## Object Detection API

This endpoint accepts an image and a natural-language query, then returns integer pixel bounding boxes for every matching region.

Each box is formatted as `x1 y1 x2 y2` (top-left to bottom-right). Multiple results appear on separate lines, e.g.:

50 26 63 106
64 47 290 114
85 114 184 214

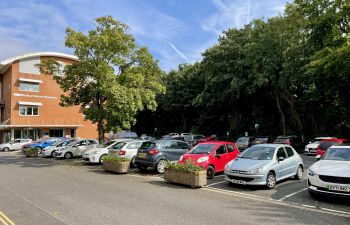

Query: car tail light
149 149 159 155
119 150 126 155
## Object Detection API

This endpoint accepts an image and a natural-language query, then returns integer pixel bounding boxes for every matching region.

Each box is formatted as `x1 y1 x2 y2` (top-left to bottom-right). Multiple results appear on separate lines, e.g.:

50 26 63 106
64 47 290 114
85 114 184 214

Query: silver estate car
224 144 304 189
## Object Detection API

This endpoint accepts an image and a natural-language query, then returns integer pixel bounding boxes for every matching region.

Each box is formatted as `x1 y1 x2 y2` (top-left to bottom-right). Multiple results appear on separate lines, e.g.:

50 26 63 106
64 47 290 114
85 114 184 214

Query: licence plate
231 179 246 184
138 153 147 159
328 185 350 192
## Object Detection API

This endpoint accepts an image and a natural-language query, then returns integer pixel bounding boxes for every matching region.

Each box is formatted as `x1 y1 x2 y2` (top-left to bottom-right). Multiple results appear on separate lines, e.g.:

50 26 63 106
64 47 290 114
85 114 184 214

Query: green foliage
165 159 204 172
39 16 165 143
103 155 130 163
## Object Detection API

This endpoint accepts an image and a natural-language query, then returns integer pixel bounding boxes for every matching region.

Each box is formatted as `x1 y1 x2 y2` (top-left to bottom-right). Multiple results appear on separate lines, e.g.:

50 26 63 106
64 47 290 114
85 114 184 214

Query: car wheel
99 154 107 164
156 159 166 174
294 165 303 180
137 166 147 173
3 147 9 152
206 165 215 179
51 151 56 157
130 157 136 168
266 171 276 189
64 152 73 159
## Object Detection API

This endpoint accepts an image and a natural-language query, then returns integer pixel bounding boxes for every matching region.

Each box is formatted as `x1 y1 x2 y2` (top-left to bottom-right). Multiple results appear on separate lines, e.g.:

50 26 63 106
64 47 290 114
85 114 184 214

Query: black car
134 140 190 174
273 135 305 153
235 136 255 152
252 136 274 145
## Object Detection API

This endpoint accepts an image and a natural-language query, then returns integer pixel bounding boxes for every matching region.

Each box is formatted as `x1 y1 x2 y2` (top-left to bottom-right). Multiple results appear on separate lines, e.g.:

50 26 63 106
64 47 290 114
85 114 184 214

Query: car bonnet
310 160 350 177
228 158 271 171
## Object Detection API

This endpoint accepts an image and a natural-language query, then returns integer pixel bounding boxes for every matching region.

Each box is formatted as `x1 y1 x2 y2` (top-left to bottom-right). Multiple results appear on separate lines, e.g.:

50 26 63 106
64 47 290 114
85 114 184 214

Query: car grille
226 175 254 182
319 175 350 184
308 148 316 153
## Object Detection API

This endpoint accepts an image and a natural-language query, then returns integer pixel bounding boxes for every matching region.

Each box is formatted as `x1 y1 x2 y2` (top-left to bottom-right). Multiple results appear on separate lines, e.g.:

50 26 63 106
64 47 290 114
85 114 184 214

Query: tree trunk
275 91 286 136
97 120 105 144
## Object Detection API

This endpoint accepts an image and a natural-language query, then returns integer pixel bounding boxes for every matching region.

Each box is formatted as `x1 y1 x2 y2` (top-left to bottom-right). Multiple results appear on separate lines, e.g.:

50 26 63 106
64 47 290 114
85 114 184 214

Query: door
10 139 22 150
212 145 228 172
275 147 288 179
174 141 189 161
226 144 239 163
284 146 298 177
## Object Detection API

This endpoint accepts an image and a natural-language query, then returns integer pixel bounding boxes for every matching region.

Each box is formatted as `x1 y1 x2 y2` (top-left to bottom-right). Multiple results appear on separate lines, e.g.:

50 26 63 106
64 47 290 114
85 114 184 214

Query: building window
49 129 64 137
19 106 39 116
70 129 75 138
19 57 40 74
19 82 40 92
56 61 66 76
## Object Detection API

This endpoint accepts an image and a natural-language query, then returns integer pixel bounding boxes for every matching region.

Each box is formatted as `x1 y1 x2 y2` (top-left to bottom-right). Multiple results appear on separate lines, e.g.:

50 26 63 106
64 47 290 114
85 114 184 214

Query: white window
19 106 39 116
19 82 40 92
19 57 40 74
55 61 66 76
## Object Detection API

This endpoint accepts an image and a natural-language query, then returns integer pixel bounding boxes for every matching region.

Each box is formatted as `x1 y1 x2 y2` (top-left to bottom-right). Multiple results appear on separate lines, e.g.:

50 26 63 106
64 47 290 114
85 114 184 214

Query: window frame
19 105 40 116
19 82 40 92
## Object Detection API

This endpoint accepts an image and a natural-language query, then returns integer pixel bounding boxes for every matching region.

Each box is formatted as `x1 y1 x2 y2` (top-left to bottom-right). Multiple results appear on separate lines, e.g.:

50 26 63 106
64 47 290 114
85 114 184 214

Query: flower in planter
165 159 204 172
102 155 130 163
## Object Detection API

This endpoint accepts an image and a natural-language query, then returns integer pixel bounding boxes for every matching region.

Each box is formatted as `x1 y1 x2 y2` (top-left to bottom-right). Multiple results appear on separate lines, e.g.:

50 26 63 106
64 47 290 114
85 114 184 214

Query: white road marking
277 188 308 201
206 181 227 187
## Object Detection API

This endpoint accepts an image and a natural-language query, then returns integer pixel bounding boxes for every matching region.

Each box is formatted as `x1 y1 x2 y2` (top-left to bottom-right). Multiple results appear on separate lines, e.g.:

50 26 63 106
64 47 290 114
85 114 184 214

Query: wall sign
14 93 57 99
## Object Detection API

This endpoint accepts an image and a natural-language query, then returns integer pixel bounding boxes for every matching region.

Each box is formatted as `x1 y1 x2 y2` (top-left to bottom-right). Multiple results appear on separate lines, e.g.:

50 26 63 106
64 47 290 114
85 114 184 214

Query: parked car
107 140 145 166
308 144 350 197
134 139 190 173
252 136 273 145
236 136 255 152
178 141 240 178
193 135 218 146
29 137 66 150
162 133 180 139
224 144 304 189
304 137 335 155
41 139 76 157
273 136 305 153
53 139 98 159
108 131 138 140
0 139 32 151
315 138 349 158
82 139 125 163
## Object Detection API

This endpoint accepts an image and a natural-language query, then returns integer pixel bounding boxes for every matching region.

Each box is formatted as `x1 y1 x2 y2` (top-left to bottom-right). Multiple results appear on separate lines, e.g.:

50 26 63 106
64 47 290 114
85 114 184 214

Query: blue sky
0 0 288 71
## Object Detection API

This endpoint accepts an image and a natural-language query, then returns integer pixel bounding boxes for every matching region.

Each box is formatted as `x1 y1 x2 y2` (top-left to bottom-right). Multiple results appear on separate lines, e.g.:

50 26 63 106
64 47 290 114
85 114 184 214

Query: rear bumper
134 158 157 168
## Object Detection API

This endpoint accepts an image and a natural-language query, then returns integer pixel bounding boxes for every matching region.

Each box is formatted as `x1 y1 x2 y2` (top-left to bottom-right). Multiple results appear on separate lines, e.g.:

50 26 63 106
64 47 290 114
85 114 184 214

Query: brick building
0 52 98 143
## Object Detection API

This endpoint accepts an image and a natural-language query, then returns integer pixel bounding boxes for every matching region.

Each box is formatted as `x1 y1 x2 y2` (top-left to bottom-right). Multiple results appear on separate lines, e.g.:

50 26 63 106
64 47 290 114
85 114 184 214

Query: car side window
227 144 235 152
126 143 138 149
216 145 227 155
14 140 21 143
177 142 189 150
284 146 294 157
276 147 287 159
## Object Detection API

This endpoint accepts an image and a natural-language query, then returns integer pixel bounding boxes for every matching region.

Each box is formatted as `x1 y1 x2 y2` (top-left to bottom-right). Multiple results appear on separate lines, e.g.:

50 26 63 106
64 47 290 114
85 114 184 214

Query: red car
316 138 349 157
179 141 239 179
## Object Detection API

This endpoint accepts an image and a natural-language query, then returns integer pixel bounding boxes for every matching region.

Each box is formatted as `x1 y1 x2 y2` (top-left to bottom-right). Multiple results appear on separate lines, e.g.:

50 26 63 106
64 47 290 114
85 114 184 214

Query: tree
39 16 165 143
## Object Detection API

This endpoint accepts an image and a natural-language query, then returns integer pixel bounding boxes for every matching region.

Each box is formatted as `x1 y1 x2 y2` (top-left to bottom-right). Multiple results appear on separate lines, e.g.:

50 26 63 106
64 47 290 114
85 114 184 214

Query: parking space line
277 188 308 201
206 181 227 187
0 211 15 225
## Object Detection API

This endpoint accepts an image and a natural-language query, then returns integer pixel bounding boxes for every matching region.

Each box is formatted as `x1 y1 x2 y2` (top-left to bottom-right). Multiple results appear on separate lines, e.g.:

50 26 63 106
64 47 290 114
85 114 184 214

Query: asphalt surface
0 151 349 225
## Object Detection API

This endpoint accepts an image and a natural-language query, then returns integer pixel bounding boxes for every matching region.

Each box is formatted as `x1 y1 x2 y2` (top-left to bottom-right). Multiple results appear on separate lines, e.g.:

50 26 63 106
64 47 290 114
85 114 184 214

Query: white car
108 140 144 167
41 139 76 157
53 139 98 159
82 139 127 163
308 144 350 197
0 139 32 151
304 137 335 155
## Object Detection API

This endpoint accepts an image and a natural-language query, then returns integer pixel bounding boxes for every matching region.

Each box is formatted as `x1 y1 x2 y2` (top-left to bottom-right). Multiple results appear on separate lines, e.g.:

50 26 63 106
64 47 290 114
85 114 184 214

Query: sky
0 0 289 71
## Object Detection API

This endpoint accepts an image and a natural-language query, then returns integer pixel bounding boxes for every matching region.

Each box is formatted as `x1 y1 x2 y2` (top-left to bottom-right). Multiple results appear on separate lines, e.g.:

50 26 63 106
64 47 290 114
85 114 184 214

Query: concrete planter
164 168 207 188
102 160 130 174
24 149 39 157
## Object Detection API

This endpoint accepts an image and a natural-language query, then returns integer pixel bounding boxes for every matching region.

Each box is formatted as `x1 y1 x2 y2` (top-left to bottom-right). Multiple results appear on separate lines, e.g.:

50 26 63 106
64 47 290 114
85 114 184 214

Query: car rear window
274 138 289 144
319 142 339 151
140 142 156 149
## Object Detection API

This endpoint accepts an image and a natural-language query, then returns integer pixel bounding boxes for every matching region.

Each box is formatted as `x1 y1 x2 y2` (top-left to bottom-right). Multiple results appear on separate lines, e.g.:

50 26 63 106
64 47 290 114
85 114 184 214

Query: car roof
252 144 290 148
329 144 350 148
321 138 347 142
198 141 234 144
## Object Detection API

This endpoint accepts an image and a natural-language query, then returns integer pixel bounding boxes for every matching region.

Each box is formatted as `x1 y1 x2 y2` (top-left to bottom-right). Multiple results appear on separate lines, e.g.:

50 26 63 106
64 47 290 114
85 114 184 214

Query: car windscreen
239 146 275 160
110 142 126 150
101 141 115 148
190 144 216 154
323 148 350 161
236 137 248 144
319 142 338 151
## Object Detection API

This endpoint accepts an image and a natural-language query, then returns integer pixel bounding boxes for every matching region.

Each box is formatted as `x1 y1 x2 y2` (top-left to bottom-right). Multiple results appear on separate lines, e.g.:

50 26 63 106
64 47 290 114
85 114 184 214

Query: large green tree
39 16 165 143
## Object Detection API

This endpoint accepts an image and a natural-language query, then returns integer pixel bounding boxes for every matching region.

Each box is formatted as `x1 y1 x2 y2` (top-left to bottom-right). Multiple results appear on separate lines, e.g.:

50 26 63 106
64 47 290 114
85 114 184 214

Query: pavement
0 151 349 225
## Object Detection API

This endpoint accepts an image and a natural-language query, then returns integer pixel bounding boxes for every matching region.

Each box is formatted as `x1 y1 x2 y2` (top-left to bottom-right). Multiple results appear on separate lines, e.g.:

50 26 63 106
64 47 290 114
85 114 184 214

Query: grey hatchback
134 140 190 173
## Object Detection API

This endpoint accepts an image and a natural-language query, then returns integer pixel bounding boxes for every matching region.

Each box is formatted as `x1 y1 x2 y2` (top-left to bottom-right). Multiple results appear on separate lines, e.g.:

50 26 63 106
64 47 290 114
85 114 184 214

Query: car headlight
225 160 234 171
246 167 263 175
197 156 209 163
308 169 316 176
179 155 183 161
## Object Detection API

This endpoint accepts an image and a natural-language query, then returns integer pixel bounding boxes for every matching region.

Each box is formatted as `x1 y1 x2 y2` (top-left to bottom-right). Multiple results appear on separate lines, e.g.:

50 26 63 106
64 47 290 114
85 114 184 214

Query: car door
284 146 298 177
226 144 239 163
11 139 22 150
275 147 288 180
212 145 228 172
75 140 87 156
175 141 189 161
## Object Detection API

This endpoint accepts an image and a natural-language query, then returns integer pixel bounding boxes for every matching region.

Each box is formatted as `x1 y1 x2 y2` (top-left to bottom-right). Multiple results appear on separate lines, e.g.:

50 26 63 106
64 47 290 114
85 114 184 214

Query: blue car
29 138 66 150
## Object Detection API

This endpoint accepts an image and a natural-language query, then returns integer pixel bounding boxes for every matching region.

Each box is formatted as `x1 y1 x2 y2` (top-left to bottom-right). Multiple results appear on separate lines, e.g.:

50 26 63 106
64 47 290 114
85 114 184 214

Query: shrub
25 148 39 154
165 159 204 172
103 155 130 163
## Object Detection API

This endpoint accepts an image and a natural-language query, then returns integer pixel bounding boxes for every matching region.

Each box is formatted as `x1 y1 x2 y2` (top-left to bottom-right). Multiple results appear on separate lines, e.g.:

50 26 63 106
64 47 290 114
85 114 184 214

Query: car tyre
156 159 166 174
266 171 276 189
64 152 73 159
51 151 56 157
294 165 303 180
206 165 215 179
3 147 9 152
99 154 107 164
130 156 136 168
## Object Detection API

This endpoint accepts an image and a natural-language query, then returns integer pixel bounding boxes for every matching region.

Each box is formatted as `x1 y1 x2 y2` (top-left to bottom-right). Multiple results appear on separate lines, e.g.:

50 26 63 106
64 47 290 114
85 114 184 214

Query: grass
165 159 204 172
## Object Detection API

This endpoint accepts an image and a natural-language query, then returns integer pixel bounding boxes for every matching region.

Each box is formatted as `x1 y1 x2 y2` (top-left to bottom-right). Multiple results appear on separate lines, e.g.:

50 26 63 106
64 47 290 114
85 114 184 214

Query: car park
41 139 76 157
134 139 190 173
224 144 304 189
107 140 145 166
0 139 32 151
273 135 305 153
82 139 124 163
235 136 255 152
252 136 273 145
304 137 335 155
53 139 98 159
308 144 350 197
315 138 349 158
178 141 240 178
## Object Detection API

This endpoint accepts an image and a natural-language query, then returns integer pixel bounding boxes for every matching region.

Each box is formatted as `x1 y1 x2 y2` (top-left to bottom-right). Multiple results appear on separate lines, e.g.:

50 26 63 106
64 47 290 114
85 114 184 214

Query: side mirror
278 157 284 162
216 154 221 159
308 141 311 144
316 155 321 161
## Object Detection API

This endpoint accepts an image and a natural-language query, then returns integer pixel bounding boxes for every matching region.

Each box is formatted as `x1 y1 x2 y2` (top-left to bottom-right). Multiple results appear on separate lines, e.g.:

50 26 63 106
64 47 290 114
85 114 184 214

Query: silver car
224 144 304 189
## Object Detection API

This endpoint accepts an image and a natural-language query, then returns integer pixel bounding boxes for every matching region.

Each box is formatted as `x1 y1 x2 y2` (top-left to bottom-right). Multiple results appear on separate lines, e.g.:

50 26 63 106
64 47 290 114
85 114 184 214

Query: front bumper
308 175 350 197
41 150 53 157
224 171 266 185
53 152 64 158
82 154 99 163
305 148 317 155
